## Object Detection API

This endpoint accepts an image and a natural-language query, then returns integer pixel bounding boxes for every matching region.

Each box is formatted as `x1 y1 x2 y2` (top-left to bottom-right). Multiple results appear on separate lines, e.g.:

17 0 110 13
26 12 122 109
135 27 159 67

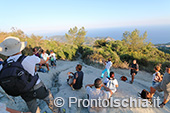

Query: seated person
104 71 118 93
149 65 170 108
67 64 84 90
40 50 50 72
85 78 113 113
152 65 162 86
0 58 3 65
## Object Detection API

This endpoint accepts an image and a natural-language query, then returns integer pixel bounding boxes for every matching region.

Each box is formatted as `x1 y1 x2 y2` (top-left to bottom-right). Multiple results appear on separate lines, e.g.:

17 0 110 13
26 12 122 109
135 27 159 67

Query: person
32 48 42 72
152 65 162 86
104 71 118 93
40 50 50 72
101 58 112 78
0 36 60 113
32 47 41 58
149 65 170 108
49 50 56 68
0 58 3 65
67 64 84 90
129 60 139 84
85 78 113 113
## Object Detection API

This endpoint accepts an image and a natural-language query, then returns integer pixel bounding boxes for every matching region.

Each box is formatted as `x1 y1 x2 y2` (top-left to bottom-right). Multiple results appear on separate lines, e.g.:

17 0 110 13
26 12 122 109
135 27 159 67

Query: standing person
40 50 50 72
67 64 84 90
0 37 59 113
32 48 41 72
85 78 113 113
32 47 41 58
49 50 56 68
129 60 139 84
103 71 119 94
152 65 162 86
101 58 112 78
149 65 170 108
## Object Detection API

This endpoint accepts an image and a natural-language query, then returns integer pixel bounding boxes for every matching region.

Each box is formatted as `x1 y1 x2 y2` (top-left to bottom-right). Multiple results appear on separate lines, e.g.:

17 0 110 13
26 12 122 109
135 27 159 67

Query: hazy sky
0 0 170 41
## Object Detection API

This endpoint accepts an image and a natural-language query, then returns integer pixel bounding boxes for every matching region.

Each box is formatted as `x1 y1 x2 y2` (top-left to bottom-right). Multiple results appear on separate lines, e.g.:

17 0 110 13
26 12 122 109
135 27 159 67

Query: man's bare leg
131 73 136 83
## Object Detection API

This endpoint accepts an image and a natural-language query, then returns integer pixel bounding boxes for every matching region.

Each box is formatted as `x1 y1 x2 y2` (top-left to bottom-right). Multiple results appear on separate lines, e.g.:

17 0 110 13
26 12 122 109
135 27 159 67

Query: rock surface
0 60 170 113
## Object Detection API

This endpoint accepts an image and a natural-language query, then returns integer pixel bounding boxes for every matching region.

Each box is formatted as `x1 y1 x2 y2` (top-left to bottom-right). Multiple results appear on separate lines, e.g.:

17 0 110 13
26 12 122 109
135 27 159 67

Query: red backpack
121 76 127 81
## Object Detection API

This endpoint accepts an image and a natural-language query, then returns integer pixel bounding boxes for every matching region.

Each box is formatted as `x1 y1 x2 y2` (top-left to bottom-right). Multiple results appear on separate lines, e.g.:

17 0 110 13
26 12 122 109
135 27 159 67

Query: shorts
152 81 157 86
164 91 170 100
131 69 138 75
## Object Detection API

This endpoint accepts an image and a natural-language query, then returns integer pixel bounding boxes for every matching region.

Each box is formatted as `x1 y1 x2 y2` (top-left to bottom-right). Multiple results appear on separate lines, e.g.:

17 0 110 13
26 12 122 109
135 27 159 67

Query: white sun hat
0 36 27 56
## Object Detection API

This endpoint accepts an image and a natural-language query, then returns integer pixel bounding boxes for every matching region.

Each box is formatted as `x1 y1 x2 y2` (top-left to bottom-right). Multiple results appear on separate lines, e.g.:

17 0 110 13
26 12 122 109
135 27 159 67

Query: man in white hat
0 36 59 113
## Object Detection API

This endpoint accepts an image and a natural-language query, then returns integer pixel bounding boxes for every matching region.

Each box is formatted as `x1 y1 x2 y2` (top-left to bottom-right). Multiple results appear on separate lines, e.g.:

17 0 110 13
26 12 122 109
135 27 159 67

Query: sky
0 0 170 43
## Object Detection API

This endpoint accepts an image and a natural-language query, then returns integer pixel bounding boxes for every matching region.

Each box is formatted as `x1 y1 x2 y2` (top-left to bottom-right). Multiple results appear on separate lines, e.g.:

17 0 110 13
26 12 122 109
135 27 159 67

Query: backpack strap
17 54 27 63
2 59 8 66
2 55 26 66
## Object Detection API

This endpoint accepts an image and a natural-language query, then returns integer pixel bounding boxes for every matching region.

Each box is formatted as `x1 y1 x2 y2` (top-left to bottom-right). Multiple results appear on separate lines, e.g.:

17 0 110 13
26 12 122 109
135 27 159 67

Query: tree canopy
65 26 86 46
122 29 148 51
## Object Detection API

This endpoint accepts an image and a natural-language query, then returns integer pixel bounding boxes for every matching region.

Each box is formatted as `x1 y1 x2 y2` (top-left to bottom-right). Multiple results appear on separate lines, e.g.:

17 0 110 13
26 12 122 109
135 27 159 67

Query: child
67 72 74 84
50 55 56 68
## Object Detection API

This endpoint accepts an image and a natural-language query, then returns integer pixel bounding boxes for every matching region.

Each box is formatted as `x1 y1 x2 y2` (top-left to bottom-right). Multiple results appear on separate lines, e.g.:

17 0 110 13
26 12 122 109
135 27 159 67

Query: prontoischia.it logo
54 97 160 108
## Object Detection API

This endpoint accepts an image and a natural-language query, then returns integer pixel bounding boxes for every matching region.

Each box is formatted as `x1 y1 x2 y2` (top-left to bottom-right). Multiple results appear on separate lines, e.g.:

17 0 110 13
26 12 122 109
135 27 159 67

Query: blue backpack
0 55 39 96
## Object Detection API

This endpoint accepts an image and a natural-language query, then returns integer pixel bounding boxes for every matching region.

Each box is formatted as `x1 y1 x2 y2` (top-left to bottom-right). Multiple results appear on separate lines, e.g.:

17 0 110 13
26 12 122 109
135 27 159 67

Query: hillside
155 42 170 47
48 35 115 46
154 42 170 54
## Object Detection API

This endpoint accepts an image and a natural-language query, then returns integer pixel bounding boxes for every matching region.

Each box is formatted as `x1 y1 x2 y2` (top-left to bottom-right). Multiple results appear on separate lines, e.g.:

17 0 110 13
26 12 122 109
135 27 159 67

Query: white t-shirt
104 78 118 93
105 61 112 69
0 54 41 85
49 53 56 61
41 53 49 61
86 86 111 113
152 72 161 82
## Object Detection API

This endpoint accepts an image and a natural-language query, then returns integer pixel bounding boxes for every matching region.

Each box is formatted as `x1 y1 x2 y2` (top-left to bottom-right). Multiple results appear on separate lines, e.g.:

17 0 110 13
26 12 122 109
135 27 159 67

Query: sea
38 25 170 44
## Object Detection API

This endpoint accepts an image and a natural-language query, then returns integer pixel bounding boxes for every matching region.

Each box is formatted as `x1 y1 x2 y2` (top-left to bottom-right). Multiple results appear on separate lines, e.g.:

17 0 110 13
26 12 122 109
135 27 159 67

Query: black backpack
0 55 39 96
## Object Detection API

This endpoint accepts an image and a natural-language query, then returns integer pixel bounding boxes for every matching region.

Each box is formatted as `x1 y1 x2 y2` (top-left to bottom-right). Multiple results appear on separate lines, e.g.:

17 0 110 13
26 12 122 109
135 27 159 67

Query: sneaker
159 102 165 108
130 81 133 84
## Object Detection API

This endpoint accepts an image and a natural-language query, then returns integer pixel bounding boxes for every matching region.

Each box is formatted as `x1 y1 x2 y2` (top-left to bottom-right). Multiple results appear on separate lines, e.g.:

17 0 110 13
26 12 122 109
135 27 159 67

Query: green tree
65 26 86 46
65 26 77 44
122 29 147 51
75 27 86 46
30 34 43 47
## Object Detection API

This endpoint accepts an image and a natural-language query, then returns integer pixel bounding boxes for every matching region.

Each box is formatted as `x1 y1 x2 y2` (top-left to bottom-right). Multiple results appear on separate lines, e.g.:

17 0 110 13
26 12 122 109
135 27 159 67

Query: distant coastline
32 25 170 44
